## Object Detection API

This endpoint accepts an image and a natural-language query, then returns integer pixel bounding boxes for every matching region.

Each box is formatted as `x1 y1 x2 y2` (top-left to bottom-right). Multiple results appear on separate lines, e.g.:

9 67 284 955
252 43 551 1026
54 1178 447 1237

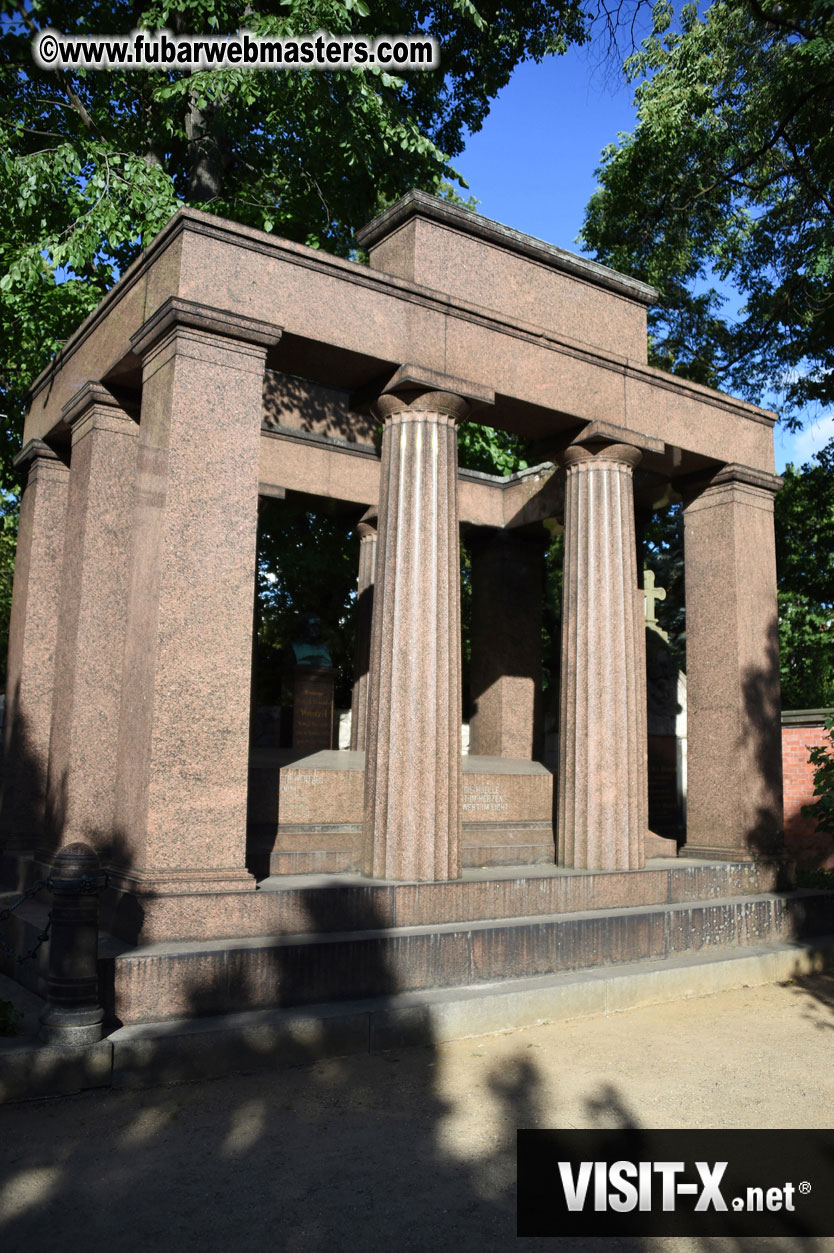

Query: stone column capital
129 296 282 367
561 442 643 471
371 363 494 426
679 464 784 518
61 382 138 444
356 506 378 541
373 389 471 425
13 439 68 482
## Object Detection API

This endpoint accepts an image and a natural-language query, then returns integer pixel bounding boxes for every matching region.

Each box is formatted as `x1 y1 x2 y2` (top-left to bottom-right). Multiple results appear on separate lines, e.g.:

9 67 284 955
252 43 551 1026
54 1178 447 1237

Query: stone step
104 857 791 944
101 889 834 1025
5 938 834 1103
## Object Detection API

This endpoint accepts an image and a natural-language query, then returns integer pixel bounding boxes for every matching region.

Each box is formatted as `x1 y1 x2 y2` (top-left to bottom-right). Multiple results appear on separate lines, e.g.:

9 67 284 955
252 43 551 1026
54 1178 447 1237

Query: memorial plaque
292 666 336 751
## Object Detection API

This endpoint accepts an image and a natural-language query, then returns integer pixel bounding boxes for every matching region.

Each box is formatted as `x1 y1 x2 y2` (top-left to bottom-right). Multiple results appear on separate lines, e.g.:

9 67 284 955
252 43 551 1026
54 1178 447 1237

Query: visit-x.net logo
517 1130 834 1237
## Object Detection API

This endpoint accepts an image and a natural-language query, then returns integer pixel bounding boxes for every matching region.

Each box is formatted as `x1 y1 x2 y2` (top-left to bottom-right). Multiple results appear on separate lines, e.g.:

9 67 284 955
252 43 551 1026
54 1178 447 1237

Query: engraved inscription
462 783 509 814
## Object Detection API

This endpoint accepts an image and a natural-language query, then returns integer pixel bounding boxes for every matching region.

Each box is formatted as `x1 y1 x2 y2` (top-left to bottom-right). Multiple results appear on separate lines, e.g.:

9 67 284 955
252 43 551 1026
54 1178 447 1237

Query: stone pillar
362 383 474 881
557 438 648 870
112 298 281 894
469 527 546 760
0 442 70 855
42 384 138 861
682 465 784 860
350 507 377 752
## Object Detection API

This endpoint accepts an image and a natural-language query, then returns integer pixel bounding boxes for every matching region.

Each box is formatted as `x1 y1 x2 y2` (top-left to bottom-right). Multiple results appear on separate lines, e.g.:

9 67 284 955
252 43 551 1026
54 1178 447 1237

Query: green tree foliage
0 0 592 682
0 0 588 486
623 440 834 711
581 0 834 421
255 496 359 705
775 438 834 709
802 716 834 839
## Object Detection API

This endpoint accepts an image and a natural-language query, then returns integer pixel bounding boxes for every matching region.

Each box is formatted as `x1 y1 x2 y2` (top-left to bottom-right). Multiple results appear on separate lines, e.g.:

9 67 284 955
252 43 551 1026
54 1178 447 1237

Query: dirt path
2 975 833 1253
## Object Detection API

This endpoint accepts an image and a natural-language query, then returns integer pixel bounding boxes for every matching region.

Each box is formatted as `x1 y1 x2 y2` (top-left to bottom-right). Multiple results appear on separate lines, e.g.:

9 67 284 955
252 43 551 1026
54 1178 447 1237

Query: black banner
517 1129 834 1237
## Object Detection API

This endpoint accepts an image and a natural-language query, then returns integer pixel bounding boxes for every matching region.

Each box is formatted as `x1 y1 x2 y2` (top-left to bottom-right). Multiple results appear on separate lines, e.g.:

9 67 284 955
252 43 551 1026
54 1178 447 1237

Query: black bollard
39 842 106 1046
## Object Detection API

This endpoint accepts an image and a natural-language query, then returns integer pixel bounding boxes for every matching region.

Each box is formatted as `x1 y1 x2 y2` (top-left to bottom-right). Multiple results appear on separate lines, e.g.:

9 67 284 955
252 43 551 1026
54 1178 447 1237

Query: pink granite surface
7 194 787 929
24 206 778 478
250 751 554 878
557 441 647 870
111 299 280 893
362 386 467 881
360 197 651 361
468 528 546 759
350 509 377 752
682 469 784 859
1 444 70 851
101 858 784 944
44 385 138 859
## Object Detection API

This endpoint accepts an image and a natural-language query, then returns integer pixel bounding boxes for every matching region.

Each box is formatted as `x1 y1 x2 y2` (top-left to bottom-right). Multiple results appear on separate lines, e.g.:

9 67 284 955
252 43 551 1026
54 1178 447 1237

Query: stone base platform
247 750 555 877
9 859 829 1034
5 939 834 1102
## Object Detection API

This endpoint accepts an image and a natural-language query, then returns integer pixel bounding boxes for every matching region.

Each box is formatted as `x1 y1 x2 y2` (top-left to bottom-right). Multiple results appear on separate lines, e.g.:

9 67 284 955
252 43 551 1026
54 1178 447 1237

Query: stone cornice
60 381 133 427
679 463 784 501
130 296 283 360
708 463 784 493
13 438 65 474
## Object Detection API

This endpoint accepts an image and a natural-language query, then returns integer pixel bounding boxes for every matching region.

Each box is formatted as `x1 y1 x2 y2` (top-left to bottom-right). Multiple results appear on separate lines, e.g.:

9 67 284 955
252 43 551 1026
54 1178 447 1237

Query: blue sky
454 44 832 475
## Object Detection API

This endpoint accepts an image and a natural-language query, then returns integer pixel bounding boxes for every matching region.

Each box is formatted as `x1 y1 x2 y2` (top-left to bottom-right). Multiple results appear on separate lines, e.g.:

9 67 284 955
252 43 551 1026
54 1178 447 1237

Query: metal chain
0 917 51 965
0 877 53 965
0 872 107 965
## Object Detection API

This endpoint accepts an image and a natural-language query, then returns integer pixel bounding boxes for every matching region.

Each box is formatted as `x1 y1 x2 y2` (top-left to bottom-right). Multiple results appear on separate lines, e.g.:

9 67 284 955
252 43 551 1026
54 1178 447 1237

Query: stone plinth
43 384 138 860
682 466 784 860
557 438 649 871
1 442 70 854
292 666 336 752
363 382 471 882
248 751 554 877
469 527 546 759
349 508 377 751
111 298 281 895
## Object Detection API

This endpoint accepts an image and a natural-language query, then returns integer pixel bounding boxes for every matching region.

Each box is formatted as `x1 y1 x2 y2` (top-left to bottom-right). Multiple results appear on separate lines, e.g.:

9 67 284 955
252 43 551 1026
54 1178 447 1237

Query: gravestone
291 612 336 751
292 668 337 751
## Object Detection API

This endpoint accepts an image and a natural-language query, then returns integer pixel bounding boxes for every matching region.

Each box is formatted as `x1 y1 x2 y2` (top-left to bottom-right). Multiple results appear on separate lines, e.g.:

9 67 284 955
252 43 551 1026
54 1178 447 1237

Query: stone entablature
24 200 776 480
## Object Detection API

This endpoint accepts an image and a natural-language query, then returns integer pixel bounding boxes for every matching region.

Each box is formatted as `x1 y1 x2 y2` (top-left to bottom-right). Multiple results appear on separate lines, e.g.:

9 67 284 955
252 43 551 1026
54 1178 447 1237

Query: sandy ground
1 975 833 1253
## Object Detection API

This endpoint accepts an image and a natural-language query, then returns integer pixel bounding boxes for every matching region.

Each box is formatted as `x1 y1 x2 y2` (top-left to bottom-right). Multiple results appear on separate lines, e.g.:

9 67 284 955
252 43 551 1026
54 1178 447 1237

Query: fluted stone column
0 442 70 854
469 527 547 760
557 439 648 870
682 465 784 860
43 384 138 860
350 507 377 752
362 387 470 881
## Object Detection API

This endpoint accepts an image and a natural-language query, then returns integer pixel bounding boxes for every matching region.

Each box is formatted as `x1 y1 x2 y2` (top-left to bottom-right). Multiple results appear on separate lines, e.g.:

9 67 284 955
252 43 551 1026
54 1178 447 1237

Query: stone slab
88 857 790 944
5 937 834 1101
250 752 555 875
292 667 335 752
99 889 834 1025
0 1038 112 1103
104 936 834 1093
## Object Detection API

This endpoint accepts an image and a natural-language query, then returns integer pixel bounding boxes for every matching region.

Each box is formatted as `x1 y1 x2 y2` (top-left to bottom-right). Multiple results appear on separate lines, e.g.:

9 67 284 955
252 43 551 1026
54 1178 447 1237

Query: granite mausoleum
3 191 816 1039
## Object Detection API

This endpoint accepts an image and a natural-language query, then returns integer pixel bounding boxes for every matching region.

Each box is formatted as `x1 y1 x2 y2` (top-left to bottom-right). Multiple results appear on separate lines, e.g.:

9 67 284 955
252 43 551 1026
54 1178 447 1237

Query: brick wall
782 711 833 868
